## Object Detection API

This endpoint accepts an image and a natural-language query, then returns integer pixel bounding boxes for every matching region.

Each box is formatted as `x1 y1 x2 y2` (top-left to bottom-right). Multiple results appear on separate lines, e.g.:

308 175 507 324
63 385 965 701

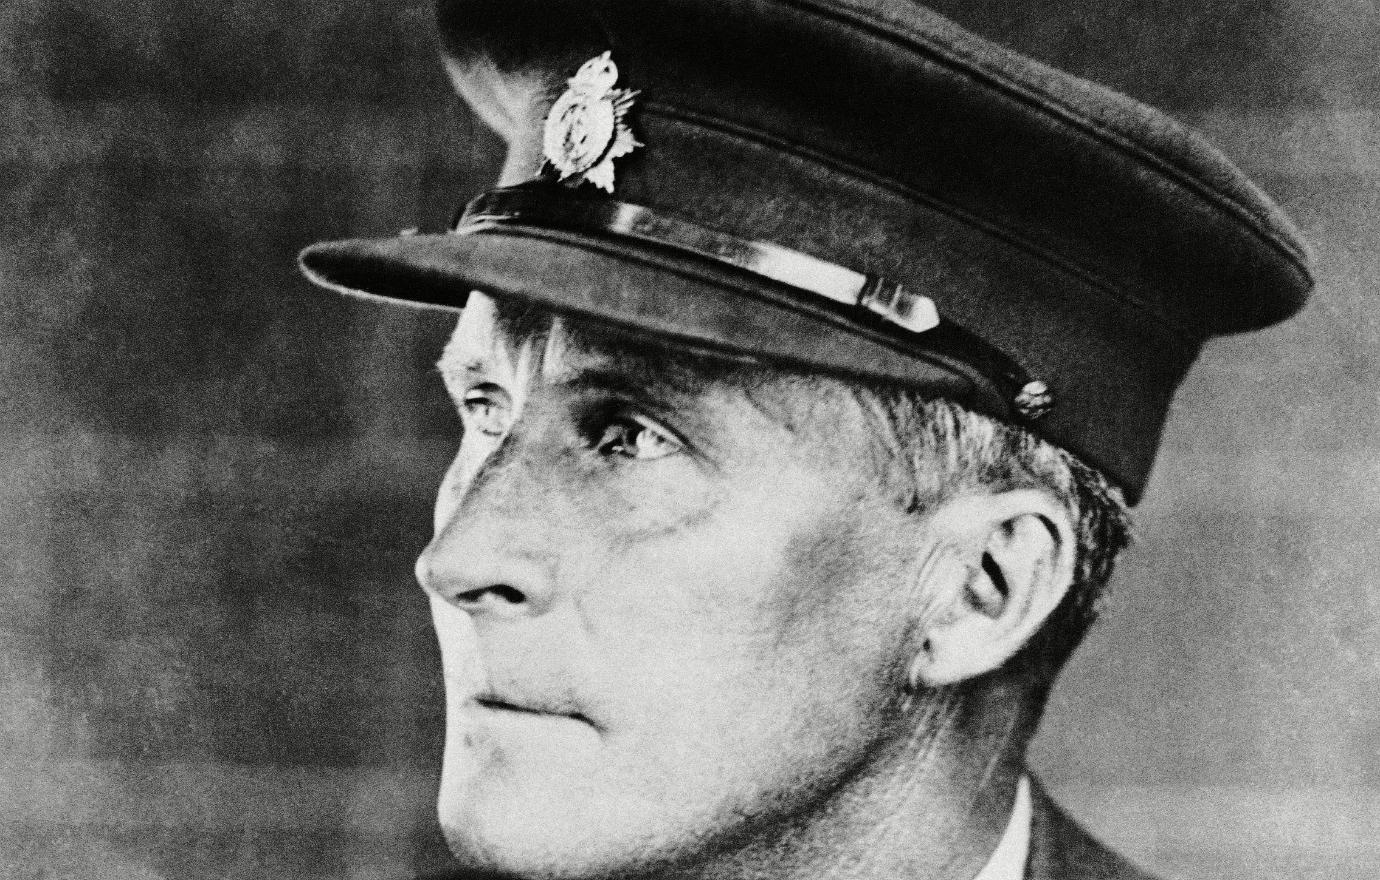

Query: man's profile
299 0 1313 878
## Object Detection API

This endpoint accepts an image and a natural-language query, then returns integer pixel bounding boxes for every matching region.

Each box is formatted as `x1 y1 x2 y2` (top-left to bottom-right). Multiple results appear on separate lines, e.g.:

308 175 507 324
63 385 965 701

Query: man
300 0 1313 878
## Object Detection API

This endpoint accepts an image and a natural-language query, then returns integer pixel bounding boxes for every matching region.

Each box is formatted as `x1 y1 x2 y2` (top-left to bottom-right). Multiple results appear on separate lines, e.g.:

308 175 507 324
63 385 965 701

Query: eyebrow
434 324 732 409
545 360 714 404
434 342 492 380
435 356 486 376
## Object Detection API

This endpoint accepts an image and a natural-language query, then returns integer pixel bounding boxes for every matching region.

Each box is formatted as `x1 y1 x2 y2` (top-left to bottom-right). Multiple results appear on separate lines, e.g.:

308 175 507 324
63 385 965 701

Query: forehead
440 293 544 380
439 292 733 397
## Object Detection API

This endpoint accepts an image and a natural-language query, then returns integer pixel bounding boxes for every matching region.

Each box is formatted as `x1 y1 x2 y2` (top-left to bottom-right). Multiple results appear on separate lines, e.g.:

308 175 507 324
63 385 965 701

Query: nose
416 537 557 619
415 454 561 620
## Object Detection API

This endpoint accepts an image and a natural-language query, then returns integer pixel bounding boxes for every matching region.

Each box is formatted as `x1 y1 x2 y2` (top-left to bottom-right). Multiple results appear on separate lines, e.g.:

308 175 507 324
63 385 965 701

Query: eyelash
455 386 684 462
460 386 509 437
573 398 686 462
591 413 683 460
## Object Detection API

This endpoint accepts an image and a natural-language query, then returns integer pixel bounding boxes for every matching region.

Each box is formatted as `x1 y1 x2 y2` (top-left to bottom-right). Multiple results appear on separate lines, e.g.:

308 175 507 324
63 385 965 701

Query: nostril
455 584 526 606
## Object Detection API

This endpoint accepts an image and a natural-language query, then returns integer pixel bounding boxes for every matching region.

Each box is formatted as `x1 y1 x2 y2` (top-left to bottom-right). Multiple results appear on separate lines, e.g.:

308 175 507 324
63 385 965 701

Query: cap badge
1015 380 1055 419
542 52 641 193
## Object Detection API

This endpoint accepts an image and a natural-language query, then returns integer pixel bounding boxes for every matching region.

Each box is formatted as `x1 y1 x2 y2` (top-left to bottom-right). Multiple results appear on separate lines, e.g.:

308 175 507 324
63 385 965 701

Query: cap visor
299 225 1005 412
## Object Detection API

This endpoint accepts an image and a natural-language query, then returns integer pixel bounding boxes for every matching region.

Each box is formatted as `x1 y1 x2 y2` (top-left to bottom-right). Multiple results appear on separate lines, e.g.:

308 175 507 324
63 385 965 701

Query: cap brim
299 225 1009 415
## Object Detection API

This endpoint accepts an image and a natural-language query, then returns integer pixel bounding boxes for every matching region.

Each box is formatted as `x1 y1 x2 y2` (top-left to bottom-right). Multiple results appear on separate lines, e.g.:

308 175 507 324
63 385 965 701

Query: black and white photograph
3 1 1377 878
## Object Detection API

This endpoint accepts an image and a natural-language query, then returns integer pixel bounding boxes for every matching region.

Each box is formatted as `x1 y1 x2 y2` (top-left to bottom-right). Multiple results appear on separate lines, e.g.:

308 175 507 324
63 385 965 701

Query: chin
435 761 746 880
435 756 651 879
430 708 830 878
438 802 669 880
434 707 638 876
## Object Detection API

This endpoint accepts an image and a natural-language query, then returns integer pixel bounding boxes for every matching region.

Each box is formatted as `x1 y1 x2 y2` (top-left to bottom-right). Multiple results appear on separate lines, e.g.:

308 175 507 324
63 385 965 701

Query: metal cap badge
541 52 641 192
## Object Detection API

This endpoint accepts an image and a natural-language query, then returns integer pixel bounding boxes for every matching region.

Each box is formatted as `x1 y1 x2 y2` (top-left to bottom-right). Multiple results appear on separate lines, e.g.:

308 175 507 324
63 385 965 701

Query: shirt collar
971 775 1032 880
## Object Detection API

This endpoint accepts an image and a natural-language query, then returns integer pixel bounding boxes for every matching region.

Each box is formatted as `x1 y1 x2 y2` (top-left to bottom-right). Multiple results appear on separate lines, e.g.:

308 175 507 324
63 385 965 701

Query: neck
657 682 1031 880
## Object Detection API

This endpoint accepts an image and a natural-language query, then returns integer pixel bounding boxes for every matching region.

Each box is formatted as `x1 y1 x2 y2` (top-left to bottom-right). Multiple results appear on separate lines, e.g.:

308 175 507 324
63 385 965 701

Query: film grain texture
2 1 1377 878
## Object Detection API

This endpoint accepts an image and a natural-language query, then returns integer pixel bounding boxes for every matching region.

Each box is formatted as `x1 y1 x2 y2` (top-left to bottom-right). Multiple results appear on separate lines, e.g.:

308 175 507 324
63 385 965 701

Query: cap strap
456 186 941 335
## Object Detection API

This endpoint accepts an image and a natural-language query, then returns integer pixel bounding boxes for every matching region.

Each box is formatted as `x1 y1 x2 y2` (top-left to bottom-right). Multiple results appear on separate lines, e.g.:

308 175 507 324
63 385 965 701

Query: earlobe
907 491 1076 688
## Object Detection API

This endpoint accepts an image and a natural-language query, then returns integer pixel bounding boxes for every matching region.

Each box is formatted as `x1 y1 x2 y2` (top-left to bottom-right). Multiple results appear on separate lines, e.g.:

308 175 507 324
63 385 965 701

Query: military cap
300 0 1314 503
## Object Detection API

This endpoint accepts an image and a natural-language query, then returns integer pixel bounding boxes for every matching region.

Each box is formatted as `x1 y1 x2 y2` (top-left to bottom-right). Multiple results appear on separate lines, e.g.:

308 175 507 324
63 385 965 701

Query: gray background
2 1 1376 878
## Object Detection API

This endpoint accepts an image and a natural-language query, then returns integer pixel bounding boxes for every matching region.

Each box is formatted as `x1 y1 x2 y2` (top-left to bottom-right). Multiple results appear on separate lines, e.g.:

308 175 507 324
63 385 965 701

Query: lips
473 689 594 726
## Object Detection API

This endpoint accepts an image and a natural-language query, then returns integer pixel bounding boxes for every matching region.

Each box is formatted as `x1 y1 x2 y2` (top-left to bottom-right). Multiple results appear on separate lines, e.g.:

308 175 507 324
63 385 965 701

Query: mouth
473 693 595 727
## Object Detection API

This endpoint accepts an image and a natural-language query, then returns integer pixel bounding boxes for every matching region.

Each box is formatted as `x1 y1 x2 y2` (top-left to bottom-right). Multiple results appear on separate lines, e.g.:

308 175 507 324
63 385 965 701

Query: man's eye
461 386 511 437
594 416 682 460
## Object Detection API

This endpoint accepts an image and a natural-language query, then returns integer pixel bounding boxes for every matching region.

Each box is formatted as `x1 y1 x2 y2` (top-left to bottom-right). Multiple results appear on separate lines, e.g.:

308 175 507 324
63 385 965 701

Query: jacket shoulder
1025 776 1166 880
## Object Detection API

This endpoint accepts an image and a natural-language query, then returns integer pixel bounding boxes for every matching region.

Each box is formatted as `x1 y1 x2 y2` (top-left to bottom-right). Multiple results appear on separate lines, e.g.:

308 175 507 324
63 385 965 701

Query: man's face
417 293 923 878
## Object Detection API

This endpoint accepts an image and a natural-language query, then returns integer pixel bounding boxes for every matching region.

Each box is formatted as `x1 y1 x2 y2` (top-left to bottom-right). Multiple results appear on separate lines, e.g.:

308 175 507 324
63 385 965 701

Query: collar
971 775 1032 880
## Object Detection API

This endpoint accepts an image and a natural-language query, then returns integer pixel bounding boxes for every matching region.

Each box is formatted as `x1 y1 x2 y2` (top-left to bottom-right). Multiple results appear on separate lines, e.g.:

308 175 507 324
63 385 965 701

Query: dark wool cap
300 0 1314 503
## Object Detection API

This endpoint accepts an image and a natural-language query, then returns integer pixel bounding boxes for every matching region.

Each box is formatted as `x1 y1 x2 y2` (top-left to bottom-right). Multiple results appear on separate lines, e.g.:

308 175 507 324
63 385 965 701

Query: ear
907 490 1076 688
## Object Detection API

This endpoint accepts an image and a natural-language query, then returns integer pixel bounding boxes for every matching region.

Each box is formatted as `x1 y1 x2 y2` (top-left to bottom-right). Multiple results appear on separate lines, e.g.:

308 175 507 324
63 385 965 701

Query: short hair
718 367 1132 691
491 303 1132 689
837 384 1133 686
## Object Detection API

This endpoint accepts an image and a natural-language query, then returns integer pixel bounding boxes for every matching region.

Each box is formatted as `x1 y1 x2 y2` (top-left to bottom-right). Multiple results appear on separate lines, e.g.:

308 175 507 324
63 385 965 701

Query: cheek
755 502 909 741
774 499 909 663
576 476 903 793
567 456 722 544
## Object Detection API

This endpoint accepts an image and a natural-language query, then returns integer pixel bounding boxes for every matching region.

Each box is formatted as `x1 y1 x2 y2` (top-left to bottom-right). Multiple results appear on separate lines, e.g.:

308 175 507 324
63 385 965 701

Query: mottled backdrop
2 1 1376 878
